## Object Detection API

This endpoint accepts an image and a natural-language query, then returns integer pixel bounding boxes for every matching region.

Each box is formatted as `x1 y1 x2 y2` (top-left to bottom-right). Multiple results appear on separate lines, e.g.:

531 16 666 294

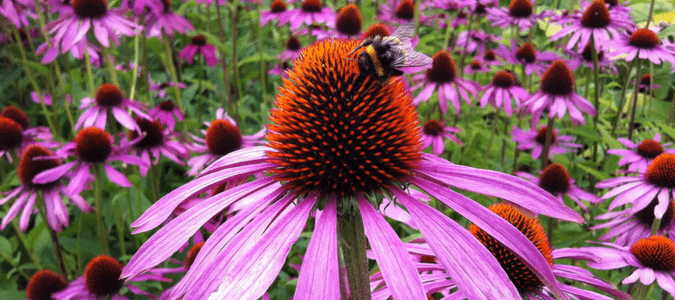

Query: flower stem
83 44 97 96
628 58 643 141
3 207 43 270
215 1 233 111
129 34 141 101
231 2 243 121
150 163 161 202
547 216 555 248
162 32 183 112
257 4 268 104
645 0 657 28
482 109 501 168
94 165 110 255
610 59 635 135
113 198 127 258
337 209 371 300
101 47 119 86
540 117 555 168
36 193 68 277
590 37 601 169
651 217 662 236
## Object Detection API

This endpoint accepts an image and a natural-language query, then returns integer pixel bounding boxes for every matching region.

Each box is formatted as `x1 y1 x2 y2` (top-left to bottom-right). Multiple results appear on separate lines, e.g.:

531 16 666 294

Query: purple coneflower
260 0 291 26
607 28 675 65
31 92 53 106
148 77 187 99
517 163 600 211
146 0 194 37
412 50 480 114
480 71 529 116
149 100 184 131
420 119 462 156
597 153 675 219
186 108 266 175
522 60 596 126
511 125 582 159
269 61 292 78
495 41 558 75
463 59 490 74
456 29 500 54
0 106 58 163
638 73 661 93
607 133 675 173
487 0 551 31
377 0 416 24
279 36 303 61
32 127 146 196
593 197 675 246
0 0 34 28
1 145 93 232
121 118 188 176
582 236 675 297
481 48 502 66
75 84 151 133
334 4 362 37
26 270 69 300
179 35 220 67
122 38 582 300
284 0 335 31
564 41 618 73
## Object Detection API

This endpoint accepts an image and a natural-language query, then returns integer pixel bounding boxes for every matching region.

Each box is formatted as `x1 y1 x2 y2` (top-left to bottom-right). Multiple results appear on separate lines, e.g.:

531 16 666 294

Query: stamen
508 0 532 18
191 36 207 46
75 127 113 164
423 120 444 136
205 120 243 156
637 139 663 159
0 117 23 151
270 0 287 13
185 242 205 270
26 270 68 300
128 118 164 149
18 145 61 190
301 0 323 13
535 126 557 145
492 71 515 88
515 43 536 63
363 23 391 39
286 36 302 51
71 0 108 19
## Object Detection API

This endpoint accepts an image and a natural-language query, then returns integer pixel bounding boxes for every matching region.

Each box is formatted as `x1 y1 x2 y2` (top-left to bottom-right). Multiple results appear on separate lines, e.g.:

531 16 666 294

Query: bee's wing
391 22 415 48
391 50 433 68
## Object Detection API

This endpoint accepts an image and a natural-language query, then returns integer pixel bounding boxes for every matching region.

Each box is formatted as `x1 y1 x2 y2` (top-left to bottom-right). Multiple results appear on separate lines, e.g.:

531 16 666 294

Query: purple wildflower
480 70 529 116
260 0 291 26
179 35 220 67
279 36 303 61
75 83 151 133
511 125 582 159
495 40 559 75
284 0 335 30
606 28 675 65
517 163 600 212
486 0 552 31
145 0 194 37
120 118 189 176
0 106 59 163
607 133 675 173
149 100 184 131
148 77 187 99
455 29 500 54
421 119 462 156
0 0 35 28
593 197 675 246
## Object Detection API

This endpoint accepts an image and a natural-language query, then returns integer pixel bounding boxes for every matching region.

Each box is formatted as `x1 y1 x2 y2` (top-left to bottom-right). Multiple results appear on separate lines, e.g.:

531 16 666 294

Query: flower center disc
301 0 322 13
635 198 675 230
535 126 557 145
638 139 663 159
26 270 69 300
71 0 108 19
128 118 164 149
469 60 482 70
395 0 415 20
540 60 575 95
191 35 207 46
640 73 652 86
581 41 604 62
336 4 362 37
270 0 287 12
75 127 113 164
95 83 124 107
483 49 497 61
508 0 533 18
470 203 554 292
629 29 660 49
538 163 571 195
492 71 515 88
423 120 444 136
18 145 61 190
185 242 205 270
159 100 175 111
286 36 302 51
1 105 30 130
205 119 243 156
630 236 675 271
646 154 675 188
426 50 457 83
363 23 391 39
84 256 125 297
267 39 422 198
515 43 536 63
603 0 617 6
0 117 23 151
581 0 611 28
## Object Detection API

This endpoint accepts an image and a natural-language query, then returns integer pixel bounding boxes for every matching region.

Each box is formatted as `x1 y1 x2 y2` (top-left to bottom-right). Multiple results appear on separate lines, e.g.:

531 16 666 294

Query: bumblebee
349 22 432 82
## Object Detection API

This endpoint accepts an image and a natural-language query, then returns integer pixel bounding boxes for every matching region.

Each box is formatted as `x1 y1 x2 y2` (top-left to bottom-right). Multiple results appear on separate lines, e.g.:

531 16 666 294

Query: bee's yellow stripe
366 46 384 77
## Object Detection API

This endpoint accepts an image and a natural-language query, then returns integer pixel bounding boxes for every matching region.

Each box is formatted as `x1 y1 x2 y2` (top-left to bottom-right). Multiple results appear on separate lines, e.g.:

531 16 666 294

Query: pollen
286 36 302 51
270 0 287 13
635 198 675 230
395 0 415 20
508 0 533 18
191 35 207 46
336 4 362 37
581 41 604 62
18 145 61 190
159 100 176 111
26 270 68 300
646 154 675 188
0 117 23 151
581 0 611 28
95 83 124 107
1 105 30 130
71 0 108 19
423 120 444 136
471 203 553 292
185 242 205 270
540 60 575 96
267 39 422 198
363 23 391 39
492 71 515 88
637 139 663 159
426 50 457 83
629 29 661 49
538 163 571 195
128 118 164 149
75 127 113 164
205 119 243 156
515 43 536 63
84 255 125 297
301 0 323 13
631 236 675 271
535 126 557 145
483 49 497 61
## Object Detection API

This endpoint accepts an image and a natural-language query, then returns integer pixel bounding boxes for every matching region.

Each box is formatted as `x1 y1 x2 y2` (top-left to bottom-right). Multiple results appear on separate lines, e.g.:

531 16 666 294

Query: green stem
83 44 97 96
231 2 242 121
591 38 601 127
482 109 501 168
215 1 232 111
113 199 127 258
36 193 68 277
610 59 636 136
94 165 110 255
628 58 643 141
129 34 141 101
547 216 555 246
651 217 662 236
101 47 119 86
162 32 183 112
0 247 29 280
645 0 657 28
257 4 268 104
337 210 371 300
4 207 43 270
150 163 160 202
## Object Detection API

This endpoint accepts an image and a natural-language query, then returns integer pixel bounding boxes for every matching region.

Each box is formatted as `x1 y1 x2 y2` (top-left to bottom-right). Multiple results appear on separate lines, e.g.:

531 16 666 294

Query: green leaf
576 162 609 181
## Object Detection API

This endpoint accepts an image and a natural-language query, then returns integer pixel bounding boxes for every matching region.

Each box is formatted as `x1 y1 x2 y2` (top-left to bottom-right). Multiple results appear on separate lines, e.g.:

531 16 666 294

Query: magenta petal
104 164 132 187
112 106 140 131
392 186 521 299
359 197 427 300
33 161 77 184
295 198 339 300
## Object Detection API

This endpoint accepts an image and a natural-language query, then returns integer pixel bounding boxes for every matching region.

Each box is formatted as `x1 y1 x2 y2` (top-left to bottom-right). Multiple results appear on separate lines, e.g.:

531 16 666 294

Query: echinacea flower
75 83 151 133
1 145 93 232
186 108 266 175
495 41 558 75
0 0 34 28
593 197 675 246
607 133 675 173
522 60 596 126
638 73 661 93
269 61 292 77
420 119 462 156
284 0 335 31
279 36 303 61
480 71 529 116
517 163 600 212
148 77 187 99
54 255 178 300
149 100 184 131
0 106 58 163
583 236 675 297
378 0 415 24
179 35 220 67
45 0 141 53
122 38 582 300
486 0 551 31
464 59 490 74
334 4 362 38
596 153 675 220
412 50 480 114
145 0 194 37
26 269 69 300
260 0 291 26
511 125 582 159
455 30 500 54
32 127 147 196
121 118 188 176
564 41 618 73
607 28 675 65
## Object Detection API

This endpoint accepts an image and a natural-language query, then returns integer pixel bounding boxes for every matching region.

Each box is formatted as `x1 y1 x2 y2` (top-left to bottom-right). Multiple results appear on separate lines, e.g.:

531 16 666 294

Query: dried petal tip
185 242 205 270
71 0 108 19
581 0 610 28
363 23 391 39
270 0 287 12
646 153 675 188
426 50 457 83
515 43 536 63
301 0 323 13
1 105 30 130
629 29 661 49
206 120 242 156
191 36 207 46
95 83 124 107
336 5 362 37
508 0 532 18
286 36 302 51
84 255 125 297
0 117 23 151
538 163 571 195
637 139 663 159
18 145 61 190
395 0 415 20
492 71 515 88
75 127 113 164
26 270 68 300
631 236 675 271
423 120 444 136
540 60 575 95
